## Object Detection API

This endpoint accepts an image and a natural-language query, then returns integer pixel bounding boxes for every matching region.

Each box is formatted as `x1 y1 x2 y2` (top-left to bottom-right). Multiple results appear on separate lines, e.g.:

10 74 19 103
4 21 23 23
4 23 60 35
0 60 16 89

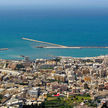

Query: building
28 87 40 98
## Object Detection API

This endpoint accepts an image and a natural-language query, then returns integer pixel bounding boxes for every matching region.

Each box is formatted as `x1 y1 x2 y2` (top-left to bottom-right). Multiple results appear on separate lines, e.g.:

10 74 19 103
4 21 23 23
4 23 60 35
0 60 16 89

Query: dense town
0 55 108 108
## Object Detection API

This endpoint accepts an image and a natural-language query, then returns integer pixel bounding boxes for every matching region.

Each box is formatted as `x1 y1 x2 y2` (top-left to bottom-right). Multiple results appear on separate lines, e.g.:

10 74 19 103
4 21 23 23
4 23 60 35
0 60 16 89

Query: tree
0 94 3 99
84 83 89 89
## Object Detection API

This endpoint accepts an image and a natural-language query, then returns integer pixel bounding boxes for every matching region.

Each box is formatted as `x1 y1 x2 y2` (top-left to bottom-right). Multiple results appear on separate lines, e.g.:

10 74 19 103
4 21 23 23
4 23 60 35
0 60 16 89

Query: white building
28 87 40 98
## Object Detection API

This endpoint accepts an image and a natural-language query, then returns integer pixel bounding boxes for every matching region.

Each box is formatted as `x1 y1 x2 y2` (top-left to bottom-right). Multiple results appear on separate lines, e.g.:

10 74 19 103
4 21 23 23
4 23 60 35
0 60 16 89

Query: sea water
0 9 108 59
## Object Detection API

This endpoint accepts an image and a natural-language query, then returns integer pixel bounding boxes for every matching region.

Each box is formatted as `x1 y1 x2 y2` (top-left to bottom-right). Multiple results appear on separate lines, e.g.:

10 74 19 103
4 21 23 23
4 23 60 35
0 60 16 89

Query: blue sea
0 9 108 59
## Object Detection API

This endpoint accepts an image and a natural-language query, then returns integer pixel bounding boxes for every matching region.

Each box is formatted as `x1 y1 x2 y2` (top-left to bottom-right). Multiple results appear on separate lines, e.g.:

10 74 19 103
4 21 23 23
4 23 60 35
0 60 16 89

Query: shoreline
0 55 107 61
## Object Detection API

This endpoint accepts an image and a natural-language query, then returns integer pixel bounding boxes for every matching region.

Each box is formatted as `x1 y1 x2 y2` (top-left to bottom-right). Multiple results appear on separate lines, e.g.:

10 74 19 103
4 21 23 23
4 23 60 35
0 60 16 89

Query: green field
64 95 91 107
45 94 93 108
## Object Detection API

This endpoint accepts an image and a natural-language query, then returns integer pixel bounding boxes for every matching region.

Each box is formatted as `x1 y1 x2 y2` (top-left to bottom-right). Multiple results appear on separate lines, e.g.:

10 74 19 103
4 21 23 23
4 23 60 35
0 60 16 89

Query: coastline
0 54 107 61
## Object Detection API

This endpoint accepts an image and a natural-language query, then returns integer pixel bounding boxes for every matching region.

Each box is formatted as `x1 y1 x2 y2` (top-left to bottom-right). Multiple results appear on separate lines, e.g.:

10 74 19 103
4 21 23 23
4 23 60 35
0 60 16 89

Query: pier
22 37 108 49
22 37 67 48
0 48 8 51
44 46 108 49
